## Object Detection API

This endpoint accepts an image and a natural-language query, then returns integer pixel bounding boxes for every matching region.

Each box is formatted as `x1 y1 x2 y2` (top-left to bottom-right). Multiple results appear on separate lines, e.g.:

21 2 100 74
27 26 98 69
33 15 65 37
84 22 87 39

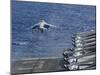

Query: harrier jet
31 20 57 33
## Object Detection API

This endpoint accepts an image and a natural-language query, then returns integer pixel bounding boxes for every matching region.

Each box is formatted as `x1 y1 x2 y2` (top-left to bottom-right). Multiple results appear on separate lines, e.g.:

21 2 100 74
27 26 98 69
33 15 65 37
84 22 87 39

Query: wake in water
12 41 29 46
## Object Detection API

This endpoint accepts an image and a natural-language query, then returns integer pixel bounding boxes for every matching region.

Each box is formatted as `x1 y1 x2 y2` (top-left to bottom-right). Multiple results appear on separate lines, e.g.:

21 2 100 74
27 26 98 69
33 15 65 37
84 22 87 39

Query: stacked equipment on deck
63 30 96 71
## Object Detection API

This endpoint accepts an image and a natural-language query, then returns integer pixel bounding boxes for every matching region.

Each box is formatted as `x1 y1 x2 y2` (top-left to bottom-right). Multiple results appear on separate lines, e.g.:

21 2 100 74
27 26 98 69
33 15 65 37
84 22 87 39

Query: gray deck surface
11 57 65 74
11 55 96 75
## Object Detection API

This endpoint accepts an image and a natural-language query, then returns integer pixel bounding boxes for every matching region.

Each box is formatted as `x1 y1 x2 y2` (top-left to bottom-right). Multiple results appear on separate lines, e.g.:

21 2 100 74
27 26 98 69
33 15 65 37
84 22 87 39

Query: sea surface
12 1 96 59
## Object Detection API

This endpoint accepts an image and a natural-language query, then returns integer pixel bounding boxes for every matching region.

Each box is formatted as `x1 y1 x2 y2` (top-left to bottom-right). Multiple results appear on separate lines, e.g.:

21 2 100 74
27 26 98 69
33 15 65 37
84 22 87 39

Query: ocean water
12 1 96 59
